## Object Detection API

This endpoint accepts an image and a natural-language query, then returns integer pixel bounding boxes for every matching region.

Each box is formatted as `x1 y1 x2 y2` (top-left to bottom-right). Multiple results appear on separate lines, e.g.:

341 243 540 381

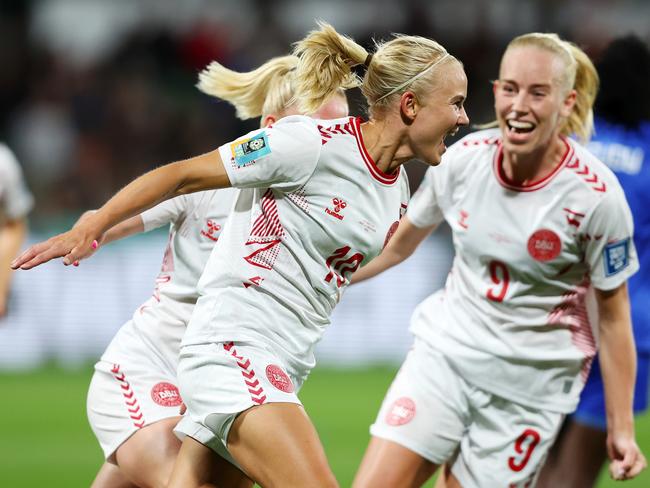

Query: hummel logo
200 219 221 241
325 197 347 220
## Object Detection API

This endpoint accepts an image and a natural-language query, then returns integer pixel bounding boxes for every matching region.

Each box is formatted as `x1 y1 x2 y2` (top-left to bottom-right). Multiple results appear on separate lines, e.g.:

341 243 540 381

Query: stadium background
0 0 648 486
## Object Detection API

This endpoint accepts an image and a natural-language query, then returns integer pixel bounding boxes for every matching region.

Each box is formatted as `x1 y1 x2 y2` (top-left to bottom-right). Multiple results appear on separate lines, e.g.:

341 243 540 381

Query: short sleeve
218 115 321 193
583 188 639 290
141 195 187 232
407 167 445 229
0 145 34 220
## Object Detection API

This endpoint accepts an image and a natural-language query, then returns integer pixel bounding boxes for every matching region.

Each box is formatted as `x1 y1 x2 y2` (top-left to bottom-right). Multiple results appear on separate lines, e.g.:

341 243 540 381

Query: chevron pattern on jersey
111 364 145 429
223 342 267 405
566 158 607 192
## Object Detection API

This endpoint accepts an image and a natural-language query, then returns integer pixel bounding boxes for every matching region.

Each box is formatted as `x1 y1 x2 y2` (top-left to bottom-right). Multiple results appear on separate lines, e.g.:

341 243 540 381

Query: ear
399 91 419 122
261 114 277 128
560 89 577 118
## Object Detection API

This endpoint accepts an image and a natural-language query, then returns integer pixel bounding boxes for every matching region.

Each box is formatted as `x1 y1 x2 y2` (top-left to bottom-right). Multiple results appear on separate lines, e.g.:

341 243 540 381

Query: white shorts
87 357 183 462
370 338 564 488
174 340 305 464
87 311 185 461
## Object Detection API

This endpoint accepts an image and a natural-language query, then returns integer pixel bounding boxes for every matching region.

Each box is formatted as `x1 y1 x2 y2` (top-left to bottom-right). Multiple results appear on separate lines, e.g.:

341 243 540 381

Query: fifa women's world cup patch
603 238 630 276
230 132 271 168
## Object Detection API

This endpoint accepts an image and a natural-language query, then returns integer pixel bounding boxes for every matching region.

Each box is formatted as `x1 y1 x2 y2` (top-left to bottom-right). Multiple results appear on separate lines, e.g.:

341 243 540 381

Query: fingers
627 453 648 479
11 232 99 270
609 447 647 480
11 239 64 270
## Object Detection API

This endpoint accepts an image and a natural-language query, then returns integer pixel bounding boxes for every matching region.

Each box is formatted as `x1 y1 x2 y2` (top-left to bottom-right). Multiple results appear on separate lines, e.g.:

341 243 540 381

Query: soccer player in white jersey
352 33 647 488
0 144 33 317
83 55 349 488
12 23 469 487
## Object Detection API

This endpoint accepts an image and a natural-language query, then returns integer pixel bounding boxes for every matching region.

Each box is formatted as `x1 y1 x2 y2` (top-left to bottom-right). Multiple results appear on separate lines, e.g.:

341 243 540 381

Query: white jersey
0 143 33 222
407 129 638 413
185 115 410 376
101 188 237 366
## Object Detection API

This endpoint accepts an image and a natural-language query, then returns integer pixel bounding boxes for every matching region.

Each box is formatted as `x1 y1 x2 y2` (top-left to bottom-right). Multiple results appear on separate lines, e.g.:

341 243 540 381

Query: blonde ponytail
197 55 299 120
564 43 599 142
292 22 367 114
293 22 454 116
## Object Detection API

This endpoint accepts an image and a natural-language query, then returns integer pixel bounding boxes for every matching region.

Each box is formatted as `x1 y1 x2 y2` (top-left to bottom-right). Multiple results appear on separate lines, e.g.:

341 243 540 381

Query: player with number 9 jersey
353 33 645 488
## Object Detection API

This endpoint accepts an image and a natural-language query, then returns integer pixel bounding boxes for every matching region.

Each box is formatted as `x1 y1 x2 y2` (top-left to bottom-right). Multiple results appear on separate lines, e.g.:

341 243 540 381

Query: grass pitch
0 365 648 487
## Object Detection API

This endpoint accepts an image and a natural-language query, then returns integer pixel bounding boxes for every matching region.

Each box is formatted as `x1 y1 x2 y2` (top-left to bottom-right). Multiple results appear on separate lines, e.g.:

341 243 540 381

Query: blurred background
0 0 649 486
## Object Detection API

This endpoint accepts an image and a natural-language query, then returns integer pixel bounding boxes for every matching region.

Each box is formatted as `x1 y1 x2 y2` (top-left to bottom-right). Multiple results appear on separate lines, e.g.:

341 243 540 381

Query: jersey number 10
325 246 364 288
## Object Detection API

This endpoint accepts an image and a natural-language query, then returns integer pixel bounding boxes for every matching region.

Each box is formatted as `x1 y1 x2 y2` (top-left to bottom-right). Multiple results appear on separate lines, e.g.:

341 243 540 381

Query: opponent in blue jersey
538 35 650 488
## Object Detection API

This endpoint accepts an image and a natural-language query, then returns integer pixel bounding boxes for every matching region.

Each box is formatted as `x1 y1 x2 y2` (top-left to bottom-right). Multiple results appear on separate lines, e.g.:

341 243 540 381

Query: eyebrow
498 79 552 90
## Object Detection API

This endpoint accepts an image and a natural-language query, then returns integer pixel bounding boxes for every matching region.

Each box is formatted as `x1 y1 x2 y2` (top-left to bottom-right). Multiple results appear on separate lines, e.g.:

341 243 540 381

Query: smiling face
408 59 469 165
495 46 576 157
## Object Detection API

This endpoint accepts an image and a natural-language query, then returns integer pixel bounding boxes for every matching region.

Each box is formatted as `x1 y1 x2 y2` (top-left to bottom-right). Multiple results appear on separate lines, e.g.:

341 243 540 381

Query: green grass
0 365 648 487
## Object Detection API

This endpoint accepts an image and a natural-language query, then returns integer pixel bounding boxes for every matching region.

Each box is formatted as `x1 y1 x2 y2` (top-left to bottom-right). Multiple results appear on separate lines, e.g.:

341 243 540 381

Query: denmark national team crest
527 229 562 262
385 397 416 426
266 364 294 393
151 382 183 407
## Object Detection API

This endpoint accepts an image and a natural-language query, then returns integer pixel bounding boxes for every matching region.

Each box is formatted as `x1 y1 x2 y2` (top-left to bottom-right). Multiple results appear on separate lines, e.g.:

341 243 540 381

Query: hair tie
364 54 373 68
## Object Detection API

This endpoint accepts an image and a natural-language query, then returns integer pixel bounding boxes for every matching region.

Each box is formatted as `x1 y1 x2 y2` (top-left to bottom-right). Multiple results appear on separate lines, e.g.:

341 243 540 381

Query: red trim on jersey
493 137 574 192
249 189 284 238
547 279 596 382
352 117 400 185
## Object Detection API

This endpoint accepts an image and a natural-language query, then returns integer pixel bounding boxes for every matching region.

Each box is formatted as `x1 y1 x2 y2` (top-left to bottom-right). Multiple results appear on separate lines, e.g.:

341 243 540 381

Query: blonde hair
292 22 454 116
504 33 599 142
197 55 300 120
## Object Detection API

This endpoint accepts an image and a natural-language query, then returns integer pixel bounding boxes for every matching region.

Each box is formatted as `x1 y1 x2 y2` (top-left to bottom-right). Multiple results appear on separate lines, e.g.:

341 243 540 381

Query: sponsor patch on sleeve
230 132 271 167
603 238 630 276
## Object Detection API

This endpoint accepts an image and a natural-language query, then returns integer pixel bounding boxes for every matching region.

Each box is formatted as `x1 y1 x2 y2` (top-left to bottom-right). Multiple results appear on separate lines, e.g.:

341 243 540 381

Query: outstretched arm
74 210 145 250
352 216 436 284
596 283 647 481
12 149 229 270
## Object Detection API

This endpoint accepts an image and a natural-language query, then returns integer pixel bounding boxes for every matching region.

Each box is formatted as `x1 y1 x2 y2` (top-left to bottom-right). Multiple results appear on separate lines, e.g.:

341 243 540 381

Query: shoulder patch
231 132 271 167
603 238 630 276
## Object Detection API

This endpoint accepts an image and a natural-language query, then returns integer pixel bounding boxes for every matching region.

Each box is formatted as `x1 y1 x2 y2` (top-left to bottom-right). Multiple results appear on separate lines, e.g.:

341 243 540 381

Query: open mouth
506 120 535 134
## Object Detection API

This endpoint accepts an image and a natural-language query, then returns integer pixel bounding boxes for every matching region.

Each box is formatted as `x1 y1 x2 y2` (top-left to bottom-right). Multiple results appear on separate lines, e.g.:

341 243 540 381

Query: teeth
507 120 534 130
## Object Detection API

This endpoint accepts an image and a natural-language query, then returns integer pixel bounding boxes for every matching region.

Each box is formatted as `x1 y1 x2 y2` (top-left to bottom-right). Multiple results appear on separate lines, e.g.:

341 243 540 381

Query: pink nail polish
92 240 98 249
73 261 79 267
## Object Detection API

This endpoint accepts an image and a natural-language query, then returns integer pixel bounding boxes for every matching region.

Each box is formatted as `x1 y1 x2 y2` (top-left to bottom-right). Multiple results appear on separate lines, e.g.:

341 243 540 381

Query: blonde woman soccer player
352 33 646 488
84 55 349 488
13 23 468 487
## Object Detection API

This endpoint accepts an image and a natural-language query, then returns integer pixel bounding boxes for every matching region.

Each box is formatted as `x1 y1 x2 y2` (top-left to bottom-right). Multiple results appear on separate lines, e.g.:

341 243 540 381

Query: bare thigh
91 462 137 488
112 417 182 488
536 420 607 488
353 436 439 488
227 402 338 488
167 436 254 488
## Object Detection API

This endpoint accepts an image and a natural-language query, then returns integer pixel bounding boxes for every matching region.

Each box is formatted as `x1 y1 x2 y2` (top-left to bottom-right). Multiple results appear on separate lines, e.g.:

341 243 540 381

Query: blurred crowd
1 0 649 229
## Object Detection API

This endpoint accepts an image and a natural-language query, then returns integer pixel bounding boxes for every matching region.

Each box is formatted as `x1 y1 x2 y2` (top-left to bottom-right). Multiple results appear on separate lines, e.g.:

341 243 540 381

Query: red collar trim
493 137 573 192
352 117 400 185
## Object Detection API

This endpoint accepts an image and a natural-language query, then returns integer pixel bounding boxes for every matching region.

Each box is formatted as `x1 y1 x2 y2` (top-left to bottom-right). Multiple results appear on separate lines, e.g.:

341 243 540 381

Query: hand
11 224 101 270
607 433 647 481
